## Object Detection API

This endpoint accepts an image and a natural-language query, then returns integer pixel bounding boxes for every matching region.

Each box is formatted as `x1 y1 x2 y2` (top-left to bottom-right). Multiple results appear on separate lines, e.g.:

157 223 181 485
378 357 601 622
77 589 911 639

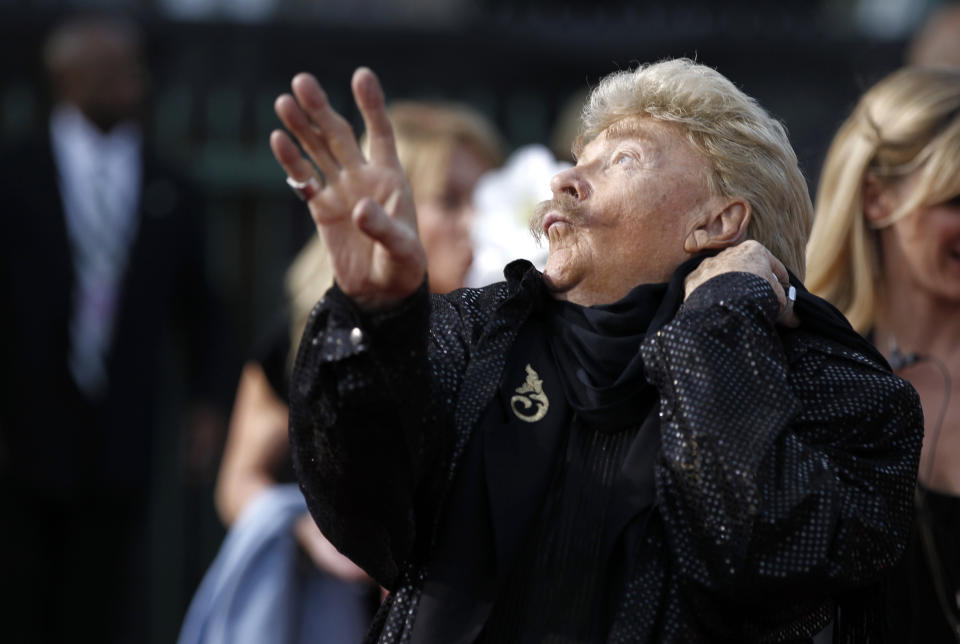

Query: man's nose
550 167 589 202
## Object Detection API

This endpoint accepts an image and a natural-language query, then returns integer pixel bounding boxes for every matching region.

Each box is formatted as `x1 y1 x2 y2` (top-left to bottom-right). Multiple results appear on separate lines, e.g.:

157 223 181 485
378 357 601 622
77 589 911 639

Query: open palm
271 68 427 311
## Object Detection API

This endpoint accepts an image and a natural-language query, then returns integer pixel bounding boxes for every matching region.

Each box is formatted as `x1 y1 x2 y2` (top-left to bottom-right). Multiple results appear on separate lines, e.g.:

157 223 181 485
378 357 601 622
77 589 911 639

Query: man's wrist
304 277 429 363
329 276 429 322
683 271 781 321
332 270 428 314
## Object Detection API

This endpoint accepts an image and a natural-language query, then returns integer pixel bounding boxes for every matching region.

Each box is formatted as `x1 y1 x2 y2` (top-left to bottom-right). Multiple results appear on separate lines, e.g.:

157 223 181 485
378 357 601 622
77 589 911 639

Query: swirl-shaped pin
510 364 549 423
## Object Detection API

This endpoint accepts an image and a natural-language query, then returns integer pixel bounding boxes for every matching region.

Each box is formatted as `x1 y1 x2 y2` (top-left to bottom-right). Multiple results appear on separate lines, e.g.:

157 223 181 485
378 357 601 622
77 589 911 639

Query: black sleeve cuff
681 271 781 323
302 278 431 364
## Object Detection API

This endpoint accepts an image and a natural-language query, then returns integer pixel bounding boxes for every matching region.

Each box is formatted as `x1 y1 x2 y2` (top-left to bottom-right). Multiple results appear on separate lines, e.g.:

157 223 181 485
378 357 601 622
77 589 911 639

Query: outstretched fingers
291 72 365 170
352 67 401 168
270 129 348 225
274 94 339 179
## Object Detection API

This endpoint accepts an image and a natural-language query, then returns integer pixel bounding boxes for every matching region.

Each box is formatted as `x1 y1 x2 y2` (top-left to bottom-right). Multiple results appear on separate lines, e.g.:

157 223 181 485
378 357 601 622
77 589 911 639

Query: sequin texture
289 263 922 643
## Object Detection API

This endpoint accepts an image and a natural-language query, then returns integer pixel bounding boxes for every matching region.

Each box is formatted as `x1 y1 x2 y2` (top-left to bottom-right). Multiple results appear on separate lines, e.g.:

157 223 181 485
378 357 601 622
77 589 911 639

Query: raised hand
684 240 798 327
271 68 427 311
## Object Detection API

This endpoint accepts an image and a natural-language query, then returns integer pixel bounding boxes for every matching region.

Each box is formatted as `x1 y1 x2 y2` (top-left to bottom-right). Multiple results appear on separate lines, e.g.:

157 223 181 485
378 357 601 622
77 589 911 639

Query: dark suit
0 131 228 642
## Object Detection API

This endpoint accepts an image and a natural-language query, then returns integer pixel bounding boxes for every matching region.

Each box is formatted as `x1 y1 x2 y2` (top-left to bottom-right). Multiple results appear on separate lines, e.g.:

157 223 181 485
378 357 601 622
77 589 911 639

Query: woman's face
877 173 960 302
416 143 490 293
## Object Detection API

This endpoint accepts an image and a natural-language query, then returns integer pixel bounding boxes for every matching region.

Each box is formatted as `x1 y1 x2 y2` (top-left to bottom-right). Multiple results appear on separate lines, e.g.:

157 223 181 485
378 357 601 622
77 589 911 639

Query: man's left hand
684 241 798 327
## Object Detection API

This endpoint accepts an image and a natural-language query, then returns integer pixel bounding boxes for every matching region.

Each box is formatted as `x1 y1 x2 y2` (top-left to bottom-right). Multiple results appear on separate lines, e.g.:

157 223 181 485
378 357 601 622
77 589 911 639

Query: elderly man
270 60 921 642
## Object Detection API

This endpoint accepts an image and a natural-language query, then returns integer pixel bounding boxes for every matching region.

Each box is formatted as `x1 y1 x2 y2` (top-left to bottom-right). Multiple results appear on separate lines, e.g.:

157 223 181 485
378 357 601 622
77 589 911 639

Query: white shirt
50 103 142 246
50 103 143 397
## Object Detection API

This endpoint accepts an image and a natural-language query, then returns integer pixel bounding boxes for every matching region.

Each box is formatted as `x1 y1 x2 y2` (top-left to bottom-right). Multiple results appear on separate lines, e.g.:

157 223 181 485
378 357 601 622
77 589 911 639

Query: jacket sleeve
288 281 472 589
642 272 922 605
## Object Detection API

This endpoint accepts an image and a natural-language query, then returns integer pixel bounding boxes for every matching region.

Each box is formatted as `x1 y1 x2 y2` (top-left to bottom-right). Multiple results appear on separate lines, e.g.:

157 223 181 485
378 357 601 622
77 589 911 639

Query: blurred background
0 0 953 642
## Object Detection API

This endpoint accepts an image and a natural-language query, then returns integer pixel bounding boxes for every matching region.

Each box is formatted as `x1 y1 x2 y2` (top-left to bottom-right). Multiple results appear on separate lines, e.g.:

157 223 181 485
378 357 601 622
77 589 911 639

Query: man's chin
542 272 564 294
541 257 579 300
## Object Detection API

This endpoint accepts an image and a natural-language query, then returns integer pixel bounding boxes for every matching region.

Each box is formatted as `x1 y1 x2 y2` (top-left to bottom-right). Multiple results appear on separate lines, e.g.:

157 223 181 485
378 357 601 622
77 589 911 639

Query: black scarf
547 254 706 431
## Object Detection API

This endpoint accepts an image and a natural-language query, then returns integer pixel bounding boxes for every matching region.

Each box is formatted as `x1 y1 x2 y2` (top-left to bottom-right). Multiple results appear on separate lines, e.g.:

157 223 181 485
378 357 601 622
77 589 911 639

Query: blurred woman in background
179 100 502 644
806 66 960 643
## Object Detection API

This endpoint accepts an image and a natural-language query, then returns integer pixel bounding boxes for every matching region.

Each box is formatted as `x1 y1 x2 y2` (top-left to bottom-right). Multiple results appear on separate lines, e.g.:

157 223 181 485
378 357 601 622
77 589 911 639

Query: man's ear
683 198 750 253
862 175 888 224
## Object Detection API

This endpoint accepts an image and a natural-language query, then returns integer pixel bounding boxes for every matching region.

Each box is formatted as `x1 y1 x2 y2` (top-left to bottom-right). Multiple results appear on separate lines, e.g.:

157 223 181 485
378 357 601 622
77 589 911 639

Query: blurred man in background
0 15 232 643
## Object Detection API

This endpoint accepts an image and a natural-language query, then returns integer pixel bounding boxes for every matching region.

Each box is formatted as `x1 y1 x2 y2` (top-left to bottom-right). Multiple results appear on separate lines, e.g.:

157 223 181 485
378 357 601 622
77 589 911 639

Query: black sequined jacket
289 260 922 643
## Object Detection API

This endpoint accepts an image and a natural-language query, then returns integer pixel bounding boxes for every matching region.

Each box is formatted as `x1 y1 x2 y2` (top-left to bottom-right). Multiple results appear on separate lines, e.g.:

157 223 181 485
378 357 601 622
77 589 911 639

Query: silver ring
779 280 796 302
286 175 322 201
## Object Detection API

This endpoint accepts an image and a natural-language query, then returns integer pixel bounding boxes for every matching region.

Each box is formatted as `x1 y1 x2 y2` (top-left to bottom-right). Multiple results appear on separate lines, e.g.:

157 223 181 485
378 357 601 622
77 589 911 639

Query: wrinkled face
532 116 721 306
417 143 491 294
879 173 960 302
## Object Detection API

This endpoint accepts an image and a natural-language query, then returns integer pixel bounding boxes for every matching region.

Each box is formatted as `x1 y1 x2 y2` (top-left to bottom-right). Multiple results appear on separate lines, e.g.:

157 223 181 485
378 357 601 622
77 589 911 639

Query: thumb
352 194 420 264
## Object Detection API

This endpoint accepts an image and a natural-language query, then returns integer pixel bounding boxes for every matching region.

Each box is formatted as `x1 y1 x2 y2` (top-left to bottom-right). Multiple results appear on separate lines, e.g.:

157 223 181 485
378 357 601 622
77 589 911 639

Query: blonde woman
807 66 960 642
190 101 501 643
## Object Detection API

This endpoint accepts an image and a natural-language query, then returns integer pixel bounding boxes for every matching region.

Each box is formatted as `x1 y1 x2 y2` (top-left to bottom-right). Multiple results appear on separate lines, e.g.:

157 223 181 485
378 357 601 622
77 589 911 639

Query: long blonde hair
806 67 960 333
284 101 502 360
580 58 813 278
